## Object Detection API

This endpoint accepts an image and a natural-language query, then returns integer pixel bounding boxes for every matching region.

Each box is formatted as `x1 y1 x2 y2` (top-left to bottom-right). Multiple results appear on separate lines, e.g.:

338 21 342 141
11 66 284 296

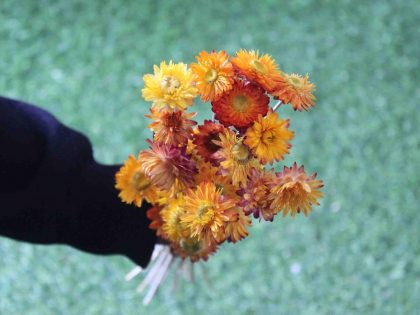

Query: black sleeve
0 96 156 267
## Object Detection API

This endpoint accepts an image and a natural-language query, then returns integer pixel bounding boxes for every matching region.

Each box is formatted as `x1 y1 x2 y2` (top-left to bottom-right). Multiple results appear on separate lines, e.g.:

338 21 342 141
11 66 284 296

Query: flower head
273 73 316 111
213 129 260 186
190 50 234 101
142 61 198 111
161 197 189 242
138 141 197 191
171 236 218 262
211 81 269 129
146 108 197 146
231 49 283 92
192 120 226 164
224 207 252 242
244 110 294 165
181 181 237 245
269 163 323 217
115 155 157 207
237 168 278 221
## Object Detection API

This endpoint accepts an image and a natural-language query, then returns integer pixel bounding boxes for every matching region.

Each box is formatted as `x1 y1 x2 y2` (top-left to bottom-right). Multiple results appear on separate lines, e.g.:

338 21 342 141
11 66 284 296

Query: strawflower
146 108 197 146
213 129 260 186
273 73 316 111
244 110 294 165
211 81 269 129
115 155 157 207
142 61 198 111
182 181 237 245
231 49 283 92
161 196 189 242
190 50 234 101
224 207 252 242
269 163 323 217
139 141 197 191
192 120 225 164
238 168 278 221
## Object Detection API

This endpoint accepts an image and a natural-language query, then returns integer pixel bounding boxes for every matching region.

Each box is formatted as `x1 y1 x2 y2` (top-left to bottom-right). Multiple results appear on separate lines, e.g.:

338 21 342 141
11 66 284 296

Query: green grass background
1 0 419 314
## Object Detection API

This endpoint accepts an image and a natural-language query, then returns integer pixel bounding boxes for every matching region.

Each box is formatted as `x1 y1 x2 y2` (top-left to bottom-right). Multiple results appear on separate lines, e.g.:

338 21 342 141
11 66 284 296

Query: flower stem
272 100 282 112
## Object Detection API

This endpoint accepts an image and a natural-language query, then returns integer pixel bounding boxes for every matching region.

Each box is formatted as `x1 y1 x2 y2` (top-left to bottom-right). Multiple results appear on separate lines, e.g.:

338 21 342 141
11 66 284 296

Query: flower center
282 181 312 197
164 111 182 130
131 171 151 191
262 130 276 144
205 133 221 153
160 76 180 93
231 142 250 163
204 68 218 84
288 76 303 88
197 204 214 222
250 59 267 74
180 238 203 255
232 95 250 113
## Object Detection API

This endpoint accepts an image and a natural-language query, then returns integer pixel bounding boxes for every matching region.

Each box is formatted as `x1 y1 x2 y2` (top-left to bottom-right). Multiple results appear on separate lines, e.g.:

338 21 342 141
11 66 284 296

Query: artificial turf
0 0 419 314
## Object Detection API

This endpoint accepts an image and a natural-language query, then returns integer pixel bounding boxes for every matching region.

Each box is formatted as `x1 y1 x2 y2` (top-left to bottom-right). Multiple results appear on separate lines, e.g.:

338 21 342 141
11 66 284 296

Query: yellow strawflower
142 61 198 111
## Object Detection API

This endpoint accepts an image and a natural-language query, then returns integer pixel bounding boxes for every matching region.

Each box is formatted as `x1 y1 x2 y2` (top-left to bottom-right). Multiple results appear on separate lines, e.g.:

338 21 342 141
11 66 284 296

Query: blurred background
0 0 419 314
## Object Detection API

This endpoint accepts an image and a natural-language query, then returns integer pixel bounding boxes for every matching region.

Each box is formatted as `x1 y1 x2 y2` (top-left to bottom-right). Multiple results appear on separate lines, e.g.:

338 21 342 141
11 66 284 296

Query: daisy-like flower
142 61 198 111
192 120 225 164
211 81 269 129
172 236 219 262
269 163 323 217
224 207 252 243
115 155 157 207
231 49 283 92
237 168 278 221
272 73 316 111
244 110 294 165
161 197 189 242
213 129 260 186
190 50 234 101
195 160 238 199
146 205 165 238
145 108 197 146
181 181 237 245
138 141 197 191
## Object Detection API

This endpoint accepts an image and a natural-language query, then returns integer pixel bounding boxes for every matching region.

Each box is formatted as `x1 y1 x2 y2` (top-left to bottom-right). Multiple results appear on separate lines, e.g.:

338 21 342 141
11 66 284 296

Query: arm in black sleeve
0 96 156 267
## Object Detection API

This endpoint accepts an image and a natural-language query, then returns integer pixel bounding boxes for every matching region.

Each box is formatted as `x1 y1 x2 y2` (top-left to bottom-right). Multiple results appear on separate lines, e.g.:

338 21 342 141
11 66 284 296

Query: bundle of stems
125 245 210 305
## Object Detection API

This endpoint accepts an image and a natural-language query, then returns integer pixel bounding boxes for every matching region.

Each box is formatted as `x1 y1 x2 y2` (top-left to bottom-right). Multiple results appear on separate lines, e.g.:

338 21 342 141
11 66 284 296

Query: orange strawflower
224 207 252 243
213 129 260 186
269 163 323 217
231 49 283 92
138 141 197 191
190 50 234 101
211 81 269 129
181 181 237 245
115 155 157 207
273 73 316 111
192 120 225 164
244 110 294 165
145 108 197 146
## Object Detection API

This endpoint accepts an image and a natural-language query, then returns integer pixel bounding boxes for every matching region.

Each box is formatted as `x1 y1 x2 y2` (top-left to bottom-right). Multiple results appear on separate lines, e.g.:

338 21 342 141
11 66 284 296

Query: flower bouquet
116 49 324 304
